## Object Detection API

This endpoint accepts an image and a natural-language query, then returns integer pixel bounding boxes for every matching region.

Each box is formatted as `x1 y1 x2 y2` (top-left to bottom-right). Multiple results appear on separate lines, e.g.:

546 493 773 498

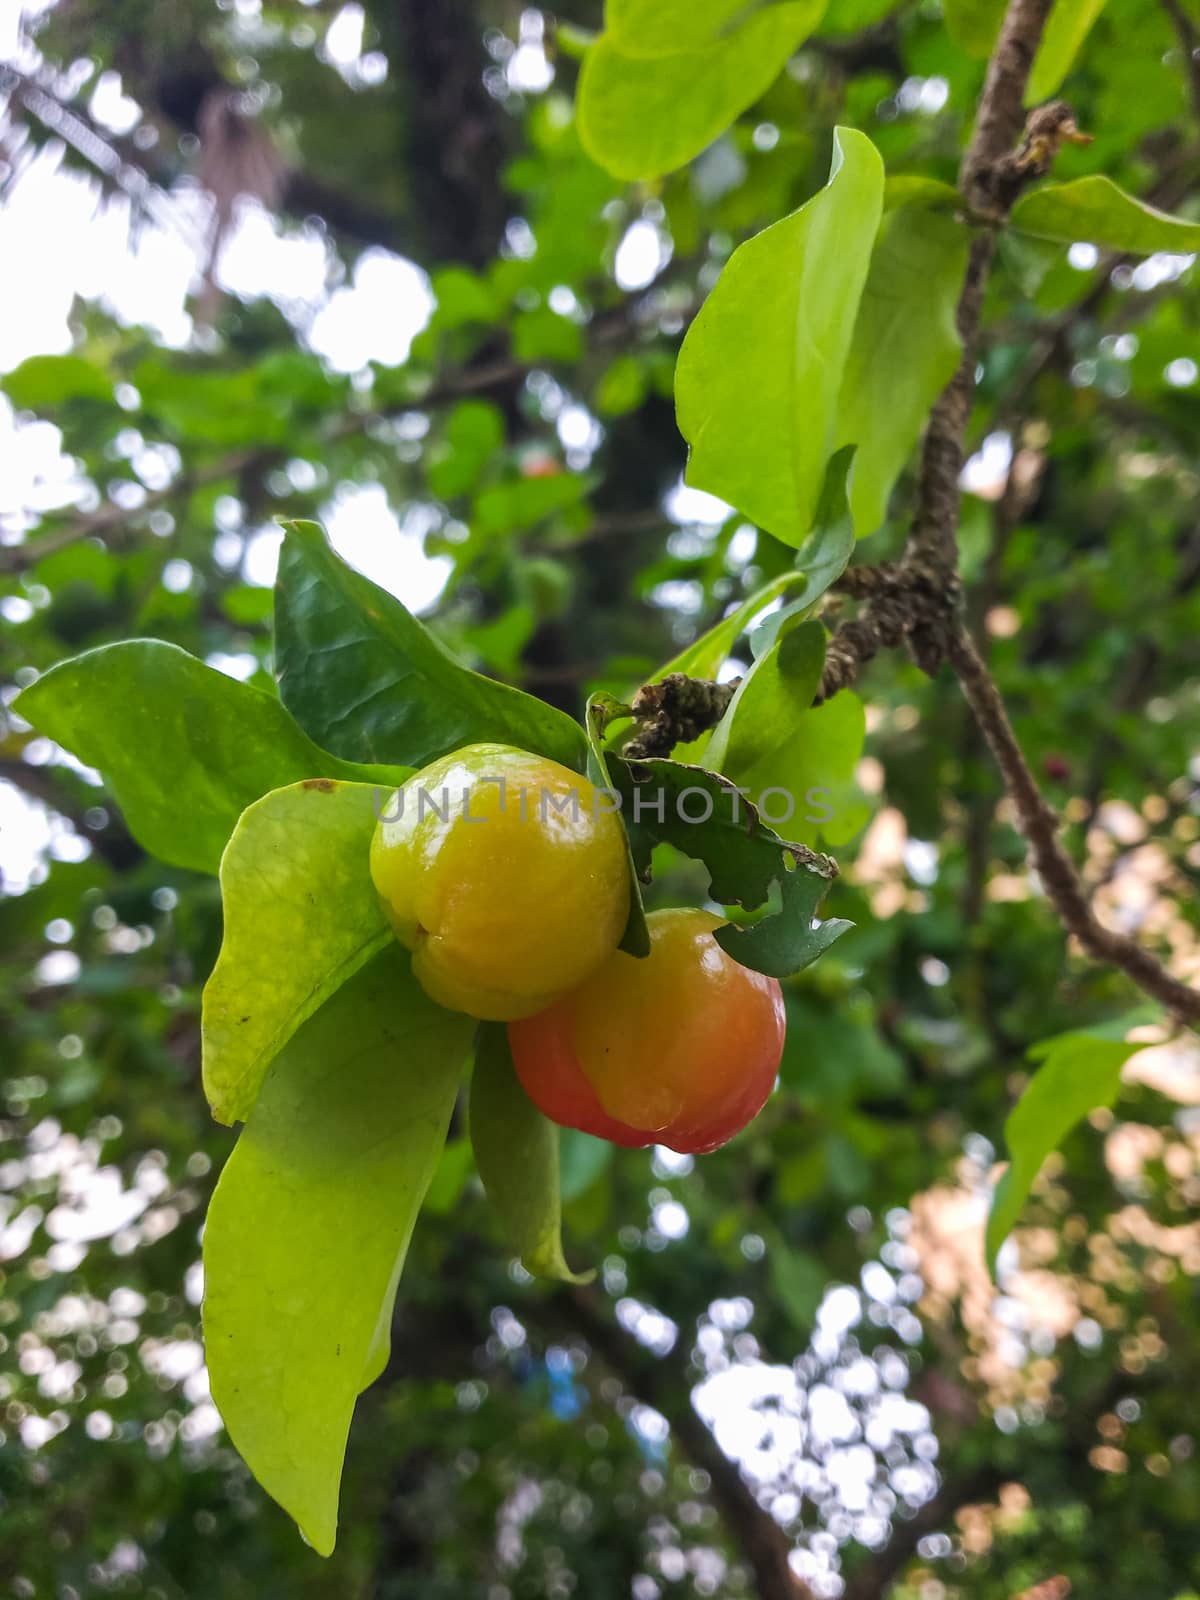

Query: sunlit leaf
1028 0 1107 99
676 128 884 547
14 642 405 876
469 1024 590 1282
202 781 392 1125
985 1025 1154 1274
1010 176 1200 254
578 1 827 181
834 200 969 537
204 948 474 1555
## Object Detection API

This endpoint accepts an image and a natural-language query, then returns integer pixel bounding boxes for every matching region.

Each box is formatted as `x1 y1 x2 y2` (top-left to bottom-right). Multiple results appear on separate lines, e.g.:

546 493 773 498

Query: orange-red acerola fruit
508 907 786 1154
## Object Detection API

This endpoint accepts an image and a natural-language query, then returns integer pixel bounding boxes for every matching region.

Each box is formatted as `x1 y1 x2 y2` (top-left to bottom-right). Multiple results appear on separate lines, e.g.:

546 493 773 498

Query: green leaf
676 127 884 547
742 688 869 849
274 521 588 772
607 0 764 53
578 1 826 181
1 353 113 408
607 758 852 977
586 693 651 957
469 1025 590 1282
706 619 827 775
203 947 474 1555
1027 0 1107 100
1010 177 1200 254
985 1026 1153 1274
202 781 392 1125
427 400 506 500
768 1247 828 1330
14 642 404 876
559 1129 614 1201
833 200 969 538
749 449 856 660
942 0 1005 55
652 570 809 683
511 306 584 364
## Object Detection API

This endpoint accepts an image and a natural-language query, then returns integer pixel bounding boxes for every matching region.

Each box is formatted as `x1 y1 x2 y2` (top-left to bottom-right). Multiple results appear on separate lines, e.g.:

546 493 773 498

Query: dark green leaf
274 520 587 771
608 758 852 977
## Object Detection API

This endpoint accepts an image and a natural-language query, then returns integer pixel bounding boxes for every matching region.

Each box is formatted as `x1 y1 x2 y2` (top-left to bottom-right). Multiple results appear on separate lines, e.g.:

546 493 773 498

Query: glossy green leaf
202 781 392 1125
204 947 474 1555
1010 177 1200 254
834 200 969 538
14 641 404 877
578 1 826 182
586 693 651 957
942 0 1005 55
1028 0 1107 100
749 449 856 660
676 128 884 547
1 353 112 408
985 1026 1153 1273
608 757 851 977
469 1024 589 1282
274 521 587 772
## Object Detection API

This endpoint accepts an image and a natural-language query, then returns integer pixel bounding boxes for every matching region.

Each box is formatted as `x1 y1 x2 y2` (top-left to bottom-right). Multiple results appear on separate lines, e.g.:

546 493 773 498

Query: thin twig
946 626 1200 1025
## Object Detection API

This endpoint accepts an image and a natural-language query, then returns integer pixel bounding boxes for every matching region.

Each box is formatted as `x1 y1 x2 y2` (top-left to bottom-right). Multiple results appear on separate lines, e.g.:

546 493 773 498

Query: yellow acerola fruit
370 743 630 1021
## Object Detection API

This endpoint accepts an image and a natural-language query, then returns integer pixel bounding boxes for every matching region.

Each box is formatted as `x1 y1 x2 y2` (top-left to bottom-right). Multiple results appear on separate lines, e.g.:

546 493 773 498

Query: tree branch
945 626 1200 1025
562 1288 816 1600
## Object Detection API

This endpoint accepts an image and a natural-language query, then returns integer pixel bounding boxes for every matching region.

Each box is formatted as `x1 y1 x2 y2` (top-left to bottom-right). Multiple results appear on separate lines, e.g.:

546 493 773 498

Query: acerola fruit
371 743 630 1021
508 907 785 1153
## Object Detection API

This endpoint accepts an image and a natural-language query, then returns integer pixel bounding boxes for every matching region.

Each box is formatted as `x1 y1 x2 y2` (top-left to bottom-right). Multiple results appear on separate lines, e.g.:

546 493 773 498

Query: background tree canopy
1 1 1198 1597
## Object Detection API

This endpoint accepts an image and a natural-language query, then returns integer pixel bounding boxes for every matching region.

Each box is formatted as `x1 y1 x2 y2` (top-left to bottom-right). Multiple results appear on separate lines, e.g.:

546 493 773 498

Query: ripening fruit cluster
371 744 785 1154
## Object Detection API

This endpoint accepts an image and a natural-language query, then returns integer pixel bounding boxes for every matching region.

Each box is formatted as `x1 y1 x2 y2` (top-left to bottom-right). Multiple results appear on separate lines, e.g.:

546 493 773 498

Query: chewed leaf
607 758 851 978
